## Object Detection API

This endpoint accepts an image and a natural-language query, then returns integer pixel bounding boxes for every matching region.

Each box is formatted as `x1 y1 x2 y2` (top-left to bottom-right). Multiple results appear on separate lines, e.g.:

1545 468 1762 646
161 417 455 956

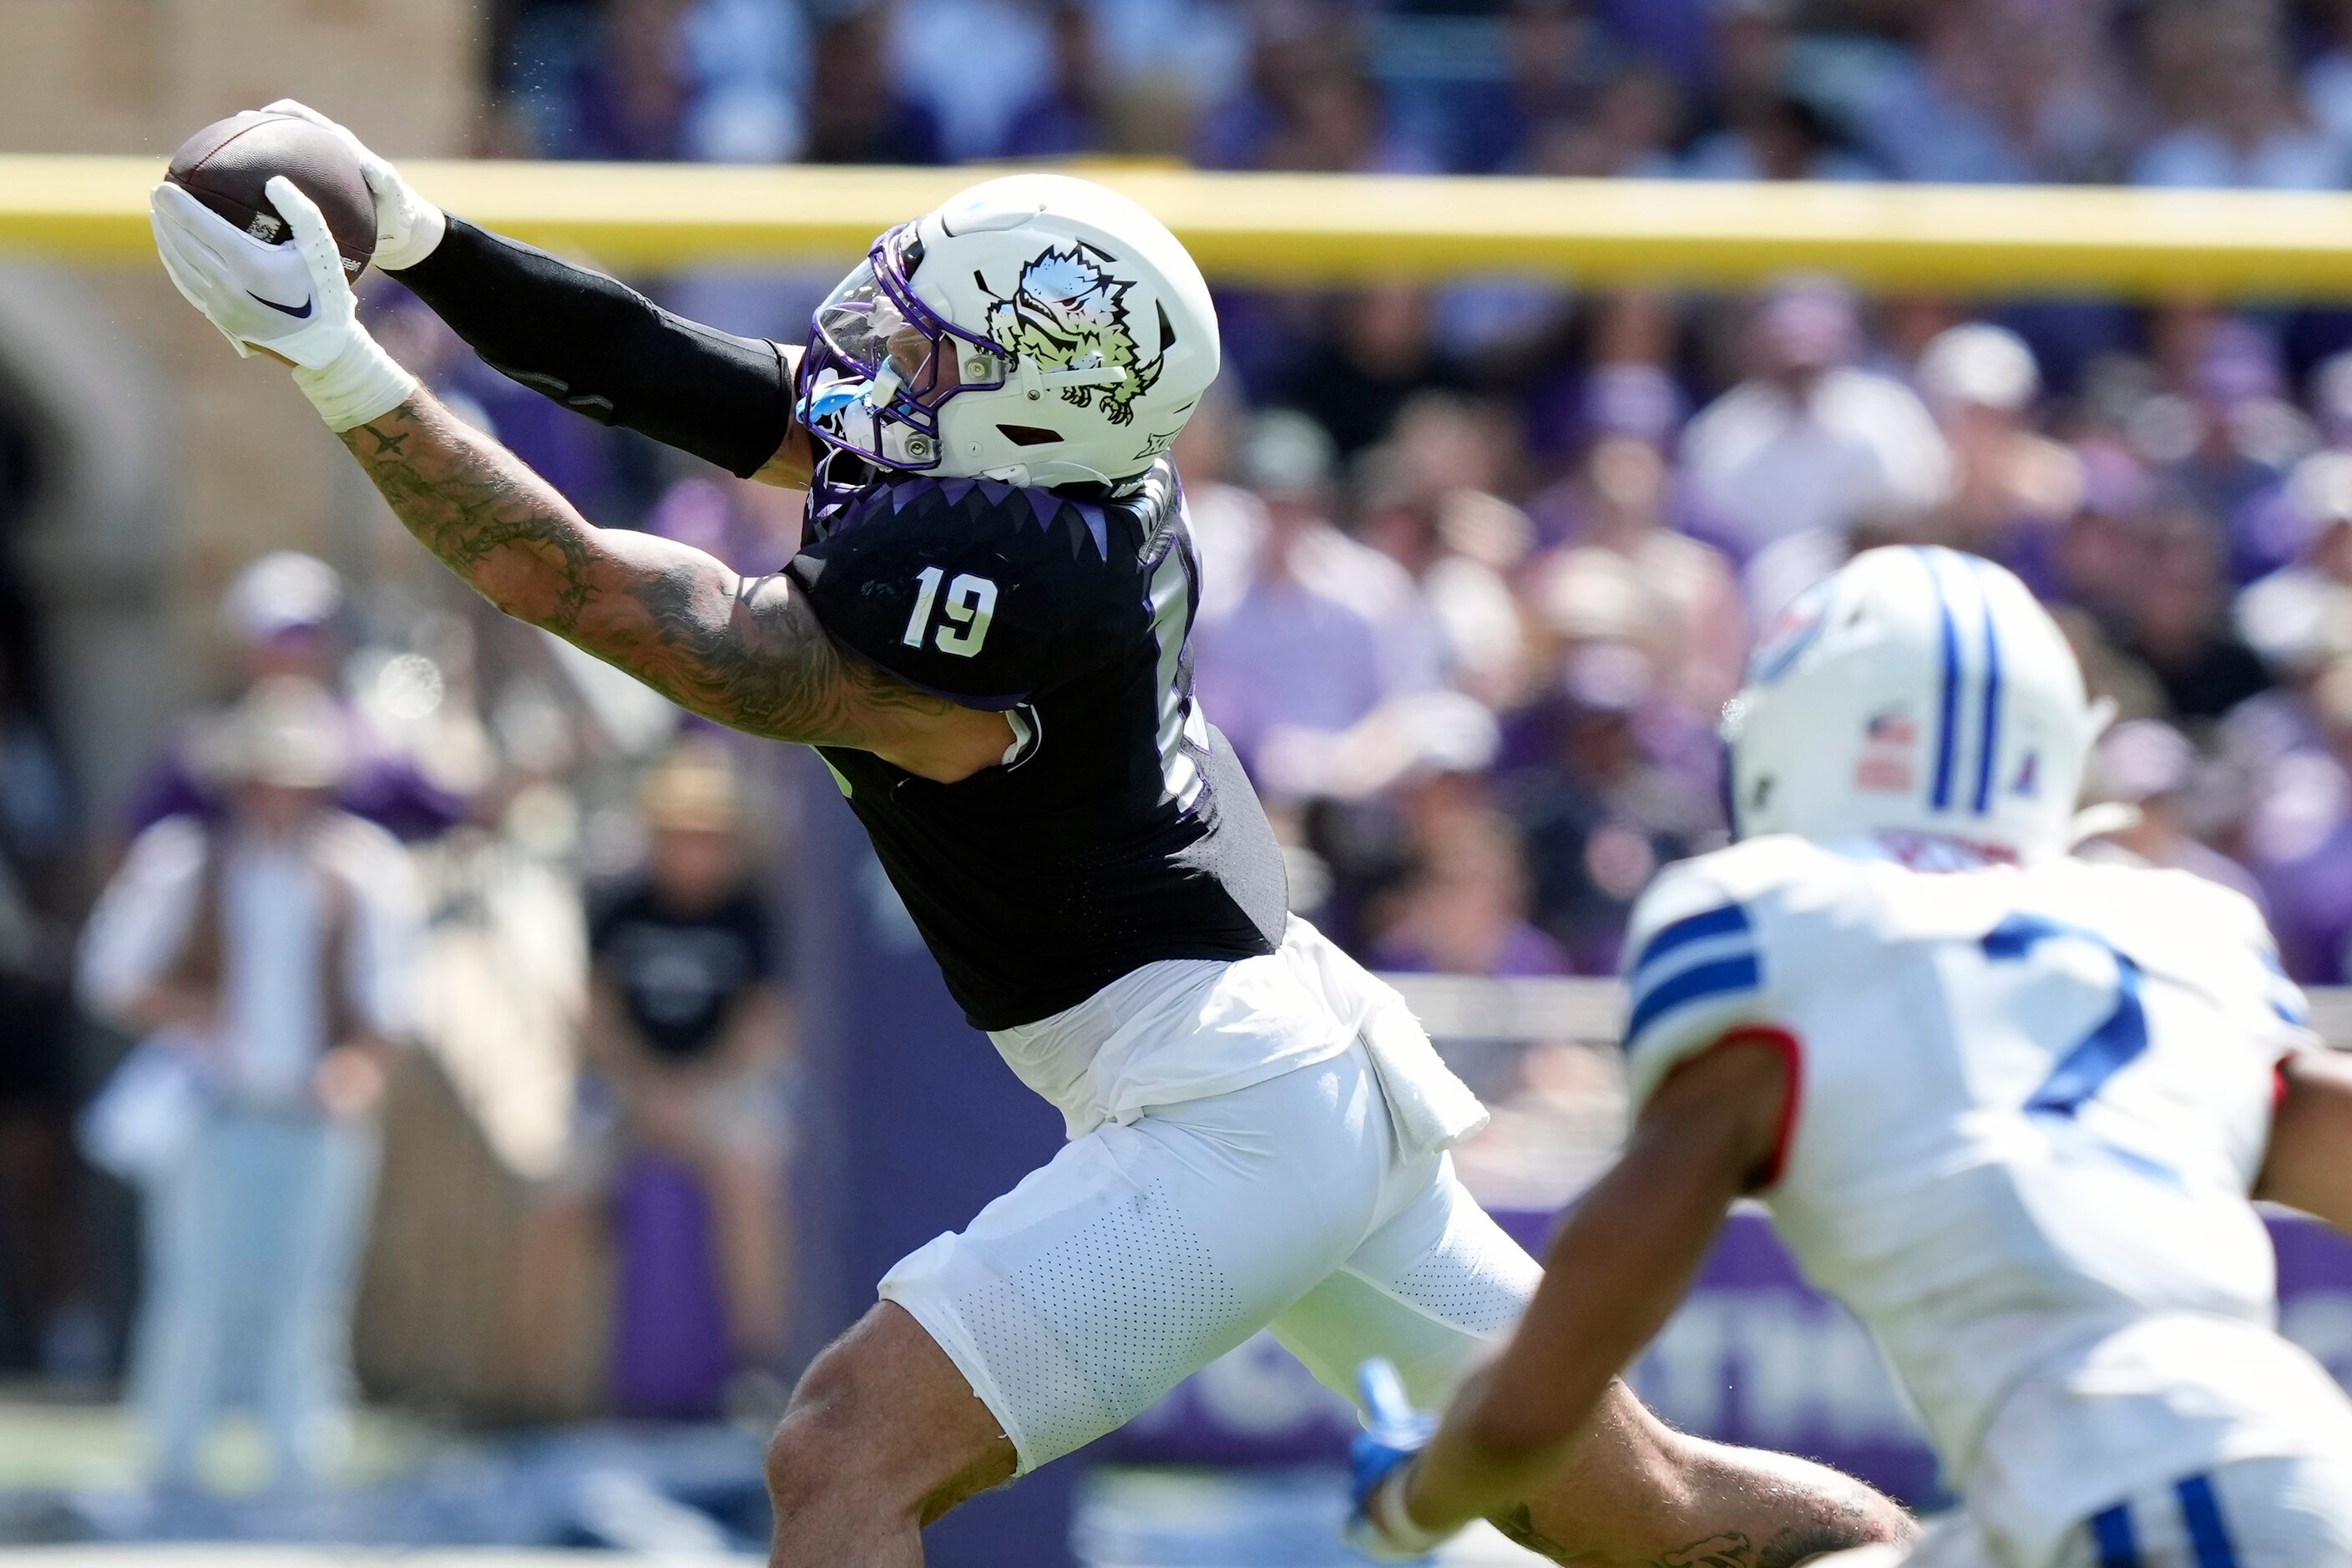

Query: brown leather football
164 110 375 280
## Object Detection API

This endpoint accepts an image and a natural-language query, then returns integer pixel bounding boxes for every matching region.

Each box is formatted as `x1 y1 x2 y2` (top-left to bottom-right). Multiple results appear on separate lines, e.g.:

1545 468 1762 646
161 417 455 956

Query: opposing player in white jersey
1350 544 2352 1567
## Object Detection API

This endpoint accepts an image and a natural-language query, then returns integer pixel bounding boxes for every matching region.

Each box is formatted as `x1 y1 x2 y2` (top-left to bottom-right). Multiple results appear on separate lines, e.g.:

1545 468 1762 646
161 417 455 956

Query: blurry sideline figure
584 739 792 1375
1352 548 2352 1565
149 108 1909 1563
120 551 465 846
78 678 421 1490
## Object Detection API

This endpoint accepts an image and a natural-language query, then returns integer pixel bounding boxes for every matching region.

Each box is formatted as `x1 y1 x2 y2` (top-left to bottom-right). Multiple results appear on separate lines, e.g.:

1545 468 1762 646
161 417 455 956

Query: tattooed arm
1387 1039 1914 1565
341 392 1010 781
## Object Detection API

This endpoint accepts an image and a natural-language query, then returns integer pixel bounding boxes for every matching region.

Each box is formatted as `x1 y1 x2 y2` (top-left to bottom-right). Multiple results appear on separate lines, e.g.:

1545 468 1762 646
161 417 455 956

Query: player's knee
763 1344 871 1518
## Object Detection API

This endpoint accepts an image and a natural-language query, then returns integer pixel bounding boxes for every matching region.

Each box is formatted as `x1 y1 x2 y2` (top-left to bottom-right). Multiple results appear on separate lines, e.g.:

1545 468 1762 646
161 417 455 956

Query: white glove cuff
375 200 447 273
1366 1472 1452 1559
291 330 418 432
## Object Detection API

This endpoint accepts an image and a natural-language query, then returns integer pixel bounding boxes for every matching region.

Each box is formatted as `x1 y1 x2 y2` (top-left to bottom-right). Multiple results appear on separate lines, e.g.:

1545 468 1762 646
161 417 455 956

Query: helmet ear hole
996 423 1062 447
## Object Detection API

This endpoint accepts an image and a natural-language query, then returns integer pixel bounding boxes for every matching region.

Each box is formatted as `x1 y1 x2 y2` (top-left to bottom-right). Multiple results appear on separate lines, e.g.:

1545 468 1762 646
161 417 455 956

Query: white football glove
150 175 416 432
261 99 447 271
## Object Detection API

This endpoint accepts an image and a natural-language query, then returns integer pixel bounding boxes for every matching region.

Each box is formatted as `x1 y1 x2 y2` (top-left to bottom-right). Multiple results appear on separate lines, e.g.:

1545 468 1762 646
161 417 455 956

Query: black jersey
785 458 1287 1029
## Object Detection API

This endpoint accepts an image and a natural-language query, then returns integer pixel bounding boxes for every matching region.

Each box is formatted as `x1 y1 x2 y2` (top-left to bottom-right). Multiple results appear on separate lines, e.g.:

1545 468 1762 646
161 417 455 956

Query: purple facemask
797 225 1012 483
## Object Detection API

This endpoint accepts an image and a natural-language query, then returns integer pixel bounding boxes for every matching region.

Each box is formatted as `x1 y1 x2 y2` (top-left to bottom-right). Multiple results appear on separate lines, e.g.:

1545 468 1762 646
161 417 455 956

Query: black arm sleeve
390 217 797 478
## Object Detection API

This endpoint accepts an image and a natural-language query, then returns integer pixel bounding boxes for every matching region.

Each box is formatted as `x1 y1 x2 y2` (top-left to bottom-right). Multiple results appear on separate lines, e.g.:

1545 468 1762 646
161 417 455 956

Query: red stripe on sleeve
1694 1026 1805 1190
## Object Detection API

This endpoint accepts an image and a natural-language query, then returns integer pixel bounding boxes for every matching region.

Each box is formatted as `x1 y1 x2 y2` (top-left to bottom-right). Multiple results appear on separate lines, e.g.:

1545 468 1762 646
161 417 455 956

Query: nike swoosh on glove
1343 1358 1454 1565
150 175 414 431
261 99 447 271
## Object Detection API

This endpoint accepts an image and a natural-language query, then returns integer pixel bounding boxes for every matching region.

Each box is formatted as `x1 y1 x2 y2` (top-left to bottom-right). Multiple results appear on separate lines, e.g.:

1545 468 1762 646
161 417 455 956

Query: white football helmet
797 173 1219 493
1722 546 2105 863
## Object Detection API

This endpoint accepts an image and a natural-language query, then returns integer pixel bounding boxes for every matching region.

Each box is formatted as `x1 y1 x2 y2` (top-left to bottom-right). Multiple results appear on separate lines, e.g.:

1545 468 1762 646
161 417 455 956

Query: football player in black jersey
149 104 1914 1567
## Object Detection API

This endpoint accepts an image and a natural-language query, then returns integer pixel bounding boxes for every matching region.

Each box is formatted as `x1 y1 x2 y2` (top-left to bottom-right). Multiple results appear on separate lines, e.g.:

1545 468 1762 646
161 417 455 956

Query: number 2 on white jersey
1982 913 2173 1180
901 566 999 658
1983 913 2149 1115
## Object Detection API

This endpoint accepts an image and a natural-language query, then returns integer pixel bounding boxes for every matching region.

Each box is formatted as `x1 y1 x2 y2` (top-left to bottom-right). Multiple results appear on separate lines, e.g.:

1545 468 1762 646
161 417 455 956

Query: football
164 109 375 280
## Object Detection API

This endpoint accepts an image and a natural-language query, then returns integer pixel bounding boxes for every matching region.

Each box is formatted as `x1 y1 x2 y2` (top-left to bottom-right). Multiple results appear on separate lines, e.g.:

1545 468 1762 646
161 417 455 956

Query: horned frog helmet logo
983 244 1165 427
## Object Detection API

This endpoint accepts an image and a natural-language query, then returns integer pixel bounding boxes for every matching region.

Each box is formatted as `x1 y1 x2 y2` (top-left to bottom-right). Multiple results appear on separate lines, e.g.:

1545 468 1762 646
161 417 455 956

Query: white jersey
1621 835 2352 1562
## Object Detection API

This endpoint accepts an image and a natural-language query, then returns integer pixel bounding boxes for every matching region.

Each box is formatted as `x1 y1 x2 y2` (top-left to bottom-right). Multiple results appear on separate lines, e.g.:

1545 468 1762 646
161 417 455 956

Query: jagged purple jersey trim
817 468 1111 563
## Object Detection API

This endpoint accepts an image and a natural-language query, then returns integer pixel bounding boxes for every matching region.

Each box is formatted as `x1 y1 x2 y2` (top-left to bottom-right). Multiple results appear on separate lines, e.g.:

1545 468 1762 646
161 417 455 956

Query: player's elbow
2259 1050 2352 1232
1455 1387 1588 1474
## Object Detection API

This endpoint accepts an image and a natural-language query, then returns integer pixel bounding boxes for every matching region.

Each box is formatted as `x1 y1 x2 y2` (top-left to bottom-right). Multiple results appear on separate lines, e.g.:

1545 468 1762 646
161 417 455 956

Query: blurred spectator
1525 61 1683 179
2132 315 2316 584
1450 0 1626 175
1682 0 1875 182
2051 440 2161 615
123 554 468 845
1283 287 1459 457
2104 503 2274 722
2131 2 2348 190
1352 395 1536 706
1195 3 1429 173
583 741 792 1377
1504 635 1720 974
1172 385 1267 623
1192 410 1447 803
1369 810 1571 978
1000 3 1115 158
679 0 812 162
78 679 421 1490
2243 659 2352 982
0 646 94 1379
892 0 1052 162
804 6 944 166
1682 280 1950 608
521 0 704 161
1529 432 1748 711
2229 350 2352 587
2235 451 2352 678
2076 717 2264 904
2307 0 2352 155
1916 321 2081 594
1851 0 2122 184
1683 90 1876 183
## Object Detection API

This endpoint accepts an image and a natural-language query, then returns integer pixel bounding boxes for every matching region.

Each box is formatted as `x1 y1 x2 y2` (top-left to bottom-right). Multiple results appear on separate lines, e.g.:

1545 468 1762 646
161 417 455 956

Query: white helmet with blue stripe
1721 546 2103 863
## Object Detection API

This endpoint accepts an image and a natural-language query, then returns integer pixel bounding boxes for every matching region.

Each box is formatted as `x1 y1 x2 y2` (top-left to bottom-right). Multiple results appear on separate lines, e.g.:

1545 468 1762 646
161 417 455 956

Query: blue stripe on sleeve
1971 560 2002 816
2176 1474 2239 1568
2090 1502 2141 1568
1626 953 1761 1044
1920 549 1960 813
1627 903 1752 989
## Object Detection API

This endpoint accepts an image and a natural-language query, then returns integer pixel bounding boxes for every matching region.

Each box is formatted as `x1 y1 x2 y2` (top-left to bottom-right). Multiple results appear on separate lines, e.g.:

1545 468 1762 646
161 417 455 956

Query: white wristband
291 330 419 432
1368 1471 1452 1559
374 200 447 273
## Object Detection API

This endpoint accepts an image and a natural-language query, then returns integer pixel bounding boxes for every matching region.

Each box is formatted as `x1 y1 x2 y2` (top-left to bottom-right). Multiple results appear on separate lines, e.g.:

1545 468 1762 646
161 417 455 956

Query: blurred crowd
400 0 2352 998
0 539 801 1478
488 0 2352 190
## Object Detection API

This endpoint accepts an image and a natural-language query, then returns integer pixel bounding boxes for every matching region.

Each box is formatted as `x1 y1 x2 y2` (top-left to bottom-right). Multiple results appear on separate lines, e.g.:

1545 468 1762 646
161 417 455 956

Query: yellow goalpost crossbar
8 153 2352 297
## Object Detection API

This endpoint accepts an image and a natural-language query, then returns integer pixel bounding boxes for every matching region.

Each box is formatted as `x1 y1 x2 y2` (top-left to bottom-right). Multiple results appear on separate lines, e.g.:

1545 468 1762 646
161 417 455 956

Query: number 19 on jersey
903 565 999 658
